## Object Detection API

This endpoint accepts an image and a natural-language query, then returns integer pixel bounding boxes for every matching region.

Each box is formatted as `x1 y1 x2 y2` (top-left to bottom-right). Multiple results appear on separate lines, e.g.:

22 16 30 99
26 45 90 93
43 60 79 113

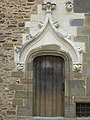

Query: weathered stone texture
13 99 23 106
0 0 43 119
17 106 32 116
70 80 85 96
74 0 90 13
74 36 88 42
77 27 90 36
15 91 32 99
70 19 84 26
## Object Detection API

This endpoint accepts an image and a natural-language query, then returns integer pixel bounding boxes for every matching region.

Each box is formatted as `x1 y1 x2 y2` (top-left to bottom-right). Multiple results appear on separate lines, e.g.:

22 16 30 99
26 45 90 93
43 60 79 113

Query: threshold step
33 117 64 120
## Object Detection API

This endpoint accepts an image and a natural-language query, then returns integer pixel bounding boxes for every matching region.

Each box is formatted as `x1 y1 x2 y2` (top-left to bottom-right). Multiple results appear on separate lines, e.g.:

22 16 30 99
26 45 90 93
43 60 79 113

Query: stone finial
17 62 24 70
73 63 82 71
65 1 73 12
42 2 56 12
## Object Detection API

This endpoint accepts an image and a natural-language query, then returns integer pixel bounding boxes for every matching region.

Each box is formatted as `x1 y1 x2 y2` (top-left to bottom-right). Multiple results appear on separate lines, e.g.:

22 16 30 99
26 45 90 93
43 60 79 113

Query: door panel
33 56 65 116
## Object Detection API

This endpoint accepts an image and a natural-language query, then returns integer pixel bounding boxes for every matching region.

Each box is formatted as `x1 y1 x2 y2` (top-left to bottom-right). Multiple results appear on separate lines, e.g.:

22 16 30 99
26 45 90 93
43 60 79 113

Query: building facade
0 0 90 120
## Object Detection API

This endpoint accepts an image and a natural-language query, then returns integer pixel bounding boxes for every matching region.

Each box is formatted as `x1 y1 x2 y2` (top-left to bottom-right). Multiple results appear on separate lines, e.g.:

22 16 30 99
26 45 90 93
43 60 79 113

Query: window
76 103 90 117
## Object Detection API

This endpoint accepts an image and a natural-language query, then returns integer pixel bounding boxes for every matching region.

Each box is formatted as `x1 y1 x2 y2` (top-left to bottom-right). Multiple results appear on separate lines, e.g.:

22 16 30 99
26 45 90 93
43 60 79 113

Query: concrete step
33 117 64 120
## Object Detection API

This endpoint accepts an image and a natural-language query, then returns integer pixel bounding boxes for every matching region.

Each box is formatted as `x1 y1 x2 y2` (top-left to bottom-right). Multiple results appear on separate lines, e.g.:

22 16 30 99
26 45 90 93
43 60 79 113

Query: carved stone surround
14 1 85 72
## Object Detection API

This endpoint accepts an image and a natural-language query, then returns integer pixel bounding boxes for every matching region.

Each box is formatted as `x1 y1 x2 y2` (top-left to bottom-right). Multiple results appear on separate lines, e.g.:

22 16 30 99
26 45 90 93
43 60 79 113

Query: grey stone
17 116 32 120
74 96 90 103
85 18 90 26
85 43 90 52
74 36 88 42
24 99 32 106
11 71 24 78
13 99 23 106
86 69 90 77
88 36 90 42
15 91 32 99
9 84 24 91
77 27 90 35
70 19 84 26
73 71 82 79
83 53 90 62
74 0 90 13
18 22 25 27
17 106 32 116
70 80 85 96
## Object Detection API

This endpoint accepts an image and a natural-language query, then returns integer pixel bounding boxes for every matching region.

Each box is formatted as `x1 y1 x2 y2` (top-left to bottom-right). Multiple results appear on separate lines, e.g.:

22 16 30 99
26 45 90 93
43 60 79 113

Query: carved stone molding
38 21 45 28
42 2 56 13
65 2 73 12
26 34 33 41
15 46 21 53
77 47 83 54
53 21 59 28
16 62 24 70
73 63 82 71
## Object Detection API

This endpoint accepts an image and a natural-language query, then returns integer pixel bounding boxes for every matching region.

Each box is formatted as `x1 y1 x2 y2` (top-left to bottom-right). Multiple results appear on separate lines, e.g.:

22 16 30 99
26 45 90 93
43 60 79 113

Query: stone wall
0 0 43 120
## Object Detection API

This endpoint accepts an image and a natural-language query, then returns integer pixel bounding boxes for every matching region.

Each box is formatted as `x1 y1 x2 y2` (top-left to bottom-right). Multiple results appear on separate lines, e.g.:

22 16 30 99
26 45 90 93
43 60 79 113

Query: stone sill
33 117 64 120
74 96 90 102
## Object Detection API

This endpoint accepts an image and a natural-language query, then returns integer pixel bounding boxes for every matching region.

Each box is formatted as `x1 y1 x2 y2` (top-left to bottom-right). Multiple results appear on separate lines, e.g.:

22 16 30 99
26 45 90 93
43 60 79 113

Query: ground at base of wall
64 117 90 120
33 117 90 120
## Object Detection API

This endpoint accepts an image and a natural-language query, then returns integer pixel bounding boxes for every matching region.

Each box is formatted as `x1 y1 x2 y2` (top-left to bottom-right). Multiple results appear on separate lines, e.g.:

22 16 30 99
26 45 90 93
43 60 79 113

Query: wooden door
33 56 65 117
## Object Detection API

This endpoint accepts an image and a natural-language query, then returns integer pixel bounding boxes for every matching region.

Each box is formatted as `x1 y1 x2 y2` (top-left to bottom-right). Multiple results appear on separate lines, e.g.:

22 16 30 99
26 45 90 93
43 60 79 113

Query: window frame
76 103 90 117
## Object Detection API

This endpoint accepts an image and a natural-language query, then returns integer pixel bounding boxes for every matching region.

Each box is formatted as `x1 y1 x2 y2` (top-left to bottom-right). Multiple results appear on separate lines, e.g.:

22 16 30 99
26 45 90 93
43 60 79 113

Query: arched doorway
33 55 65 117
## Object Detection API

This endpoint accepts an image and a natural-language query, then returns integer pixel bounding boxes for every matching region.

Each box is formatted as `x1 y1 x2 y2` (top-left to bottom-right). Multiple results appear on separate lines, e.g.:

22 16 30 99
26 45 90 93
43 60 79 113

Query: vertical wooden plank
40 57 46 116
45 57 52 116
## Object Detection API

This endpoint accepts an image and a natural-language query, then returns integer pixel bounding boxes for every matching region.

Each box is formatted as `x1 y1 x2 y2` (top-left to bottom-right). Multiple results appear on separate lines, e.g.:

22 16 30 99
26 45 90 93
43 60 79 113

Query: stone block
0 100 3 107
23 84 33 91
86 69 90 77
6 111 16 116
9 84 24 91
74 0 90 13
28 0 35 2
74 96 90 102
17 106 32 116
17 116 32 120
85 43 90 52
77 27 90 35
73 71 82 79
70 19 84 26
13 99 23 106
85 17 90 26
74 36 88 42
0 115 3 120
83 53 90 62
3 43 13 48
21 78 33 84
0 13 5 17
11 71 24 78
88 36 90 42
23 99 32 106
36 0 43 4
18 22 25 27
15 91 33 99
70 80 85 96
